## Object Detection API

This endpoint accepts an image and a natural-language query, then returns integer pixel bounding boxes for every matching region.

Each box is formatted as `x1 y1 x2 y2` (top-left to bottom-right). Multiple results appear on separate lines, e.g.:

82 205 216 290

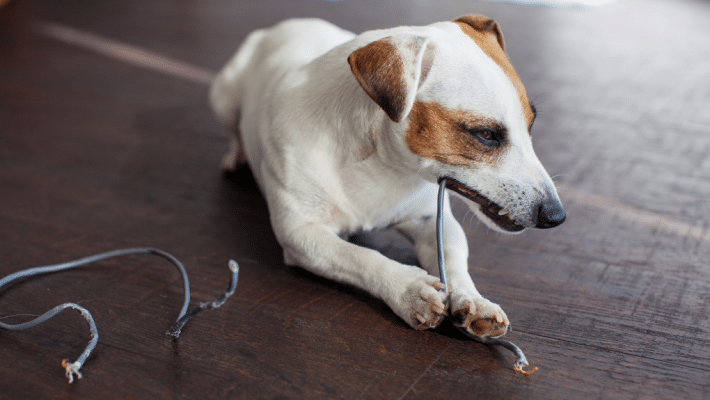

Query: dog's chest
324 169 436 233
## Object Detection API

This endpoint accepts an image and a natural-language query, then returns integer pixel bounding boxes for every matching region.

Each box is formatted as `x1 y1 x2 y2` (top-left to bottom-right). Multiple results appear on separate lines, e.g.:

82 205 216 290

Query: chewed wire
1 302 97 383
436 178 537 375
0 248 239 383
166 260 239 337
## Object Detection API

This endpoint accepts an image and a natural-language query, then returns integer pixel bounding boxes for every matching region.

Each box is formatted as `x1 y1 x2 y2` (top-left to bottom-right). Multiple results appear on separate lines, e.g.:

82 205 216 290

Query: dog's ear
348 35 432 123
454 14 505 51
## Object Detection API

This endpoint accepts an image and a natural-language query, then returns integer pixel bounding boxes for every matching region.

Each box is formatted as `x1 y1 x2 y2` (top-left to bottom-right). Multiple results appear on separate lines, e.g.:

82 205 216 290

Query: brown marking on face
454 15 535 130
348 37 407 122
405 101 507 166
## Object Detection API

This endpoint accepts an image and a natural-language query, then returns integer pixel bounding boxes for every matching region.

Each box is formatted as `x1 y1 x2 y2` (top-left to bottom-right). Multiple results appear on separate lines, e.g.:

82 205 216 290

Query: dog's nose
535 199 566 229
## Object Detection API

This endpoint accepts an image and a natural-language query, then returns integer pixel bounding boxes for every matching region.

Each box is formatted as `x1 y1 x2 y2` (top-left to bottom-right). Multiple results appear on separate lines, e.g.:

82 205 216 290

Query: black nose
535 199 566 229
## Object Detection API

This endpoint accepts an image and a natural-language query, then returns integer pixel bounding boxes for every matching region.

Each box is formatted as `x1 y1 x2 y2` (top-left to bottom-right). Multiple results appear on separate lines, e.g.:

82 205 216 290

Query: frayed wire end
229 259 239 273
61 359 83 383
513 363 538 376
165 259 239 338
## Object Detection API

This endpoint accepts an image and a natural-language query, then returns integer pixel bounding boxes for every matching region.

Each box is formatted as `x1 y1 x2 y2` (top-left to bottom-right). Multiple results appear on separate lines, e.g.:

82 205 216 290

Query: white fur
210 18 562 333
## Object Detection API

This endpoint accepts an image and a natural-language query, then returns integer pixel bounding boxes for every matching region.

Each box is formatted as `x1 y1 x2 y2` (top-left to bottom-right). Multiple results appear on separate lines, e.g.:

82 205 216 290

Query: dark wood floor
2 0 710 398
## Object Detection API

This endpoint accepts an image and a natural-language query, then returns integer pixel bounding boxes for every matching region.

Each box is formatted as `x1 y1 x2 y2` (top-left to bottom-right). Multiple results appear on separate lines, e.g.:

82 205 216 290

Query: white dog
210 15 565 338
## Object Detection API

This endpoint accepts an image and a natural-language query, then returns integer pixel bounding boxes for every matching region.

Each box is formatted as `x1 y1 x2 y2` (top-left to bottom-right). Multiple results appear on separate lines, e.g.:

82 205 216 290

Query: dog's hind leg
209 30 267 171
220 135 246 172
210 72 246 171
210 75 246 171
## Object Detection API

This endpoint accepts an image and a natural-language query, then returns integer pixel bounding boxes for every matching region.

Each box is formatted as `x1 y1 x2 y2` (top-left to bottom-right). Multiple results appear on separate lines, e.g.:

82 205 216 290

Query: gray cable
0 302 98 383
436 178 537 375
0 248 191 317
0 248 239 382
166 260 239 337
436 178 449 296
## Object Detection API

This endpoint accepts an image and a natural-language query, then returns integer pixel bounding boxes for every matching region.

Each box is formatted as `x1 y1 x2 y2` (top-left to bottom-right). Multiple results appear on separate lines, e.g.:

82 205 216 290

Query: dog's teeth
498 209 509 216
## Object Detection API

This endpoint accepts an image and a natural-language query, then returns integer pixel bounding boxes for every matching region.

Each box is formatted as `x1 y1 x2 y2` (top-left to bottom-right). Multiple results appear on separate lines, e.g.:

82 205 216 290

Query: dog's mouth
442 178 525 232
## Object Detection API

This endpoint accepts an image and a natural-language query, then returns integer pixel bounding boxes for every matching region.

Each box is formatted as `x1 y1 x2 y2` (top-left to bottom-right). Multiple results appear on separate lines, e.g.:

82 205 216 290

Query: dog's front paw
395 271 448 331
450 289 509 338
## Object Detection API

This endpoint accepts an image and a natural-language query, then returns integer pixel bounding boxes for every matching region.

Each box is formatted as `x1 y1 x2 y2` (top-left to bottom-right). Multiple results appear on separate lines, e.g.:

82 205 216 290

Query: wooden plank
2 0 710 398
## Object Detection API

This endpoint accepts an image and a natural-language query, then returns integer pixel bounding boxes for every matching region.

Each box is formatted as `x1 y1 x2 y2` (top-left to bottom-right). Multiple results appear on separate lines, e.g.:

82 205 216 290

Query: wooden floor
2 0 710 398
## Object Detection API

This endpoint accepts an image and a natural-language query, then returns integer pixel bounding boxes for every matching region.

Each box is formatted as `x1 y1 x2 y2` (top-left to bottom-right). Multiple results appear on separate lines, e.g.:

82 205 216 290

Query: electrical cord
0 248 239 383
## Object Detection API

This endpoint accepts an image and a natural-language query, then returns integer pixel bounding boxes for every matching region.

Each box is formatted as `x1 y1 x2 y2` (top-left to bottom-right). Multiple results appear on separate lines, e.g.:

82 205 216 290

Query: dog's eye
475 129 494 141
467 128 500 146
458 123 506 147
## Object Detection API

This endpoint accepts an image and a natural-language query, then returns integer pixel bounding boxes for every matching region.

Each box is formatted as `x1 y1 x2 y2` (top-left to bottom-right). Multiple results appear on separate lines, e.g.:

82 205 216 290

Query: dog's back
210 19 355 133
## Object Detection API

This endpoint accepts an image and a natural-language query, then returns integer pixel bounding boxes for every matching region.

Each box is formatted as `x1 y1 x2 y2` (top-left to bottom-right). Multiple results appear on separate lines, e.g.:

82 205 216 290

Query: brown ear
348 35 432 123
455 14 536 129
454 14 505 51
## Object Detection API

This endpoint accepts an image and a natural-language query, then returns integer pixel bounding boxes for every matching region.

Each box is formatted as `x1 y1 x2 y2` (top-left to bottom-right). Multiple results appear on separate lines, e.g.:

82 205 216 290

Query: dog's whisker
463 210 473 227
531 93 548 107
550 173 569 181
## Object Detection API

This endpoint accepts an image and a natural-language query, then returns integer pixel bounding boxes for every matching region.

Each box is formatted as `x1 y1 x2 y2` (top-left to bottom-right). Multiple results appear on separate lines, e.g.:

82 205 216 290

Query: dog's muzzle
441 178 525 232
440 177 566 232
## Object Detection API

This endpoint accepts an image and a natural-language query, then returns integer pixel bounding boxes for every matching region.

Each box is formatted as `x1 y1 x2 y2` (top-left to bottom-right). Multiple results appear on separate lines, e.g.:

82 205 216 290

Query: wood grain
2 0 710 398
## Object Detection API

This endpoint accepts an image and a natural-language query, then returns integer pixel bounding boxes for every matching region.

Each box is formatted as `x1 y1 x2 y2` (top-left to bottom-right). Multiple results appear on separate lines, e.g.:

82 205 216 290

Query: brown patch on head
456 15 506 50
405 101 507 166
454 15 535 130
348 37 407 122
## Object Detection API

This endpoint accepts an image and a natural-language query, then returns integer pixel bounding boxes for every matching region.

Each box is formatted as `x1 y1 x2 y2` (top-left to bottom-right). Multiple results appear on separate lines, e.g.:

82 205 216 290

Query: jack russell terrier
210 15 565 338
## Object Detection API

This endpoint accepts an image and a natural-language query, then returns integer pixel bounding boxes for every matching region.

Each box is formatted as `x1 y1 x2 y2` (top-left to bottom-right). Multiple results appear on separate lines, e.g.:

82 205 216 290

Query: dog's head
348 14 565 233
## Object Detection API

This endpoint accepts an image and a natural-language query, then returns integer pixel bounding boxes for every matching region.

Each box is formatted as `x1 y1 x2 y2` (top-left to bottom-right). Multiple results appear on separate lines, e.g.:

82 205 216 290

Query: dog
210 15 565 338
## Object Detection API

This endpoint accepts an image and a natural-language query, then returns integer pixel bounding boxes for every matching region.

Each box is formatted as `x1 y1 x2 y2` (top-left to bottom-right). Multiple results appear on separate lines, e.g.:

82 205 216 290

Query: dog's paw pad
402 275 448 331
450 290 509 338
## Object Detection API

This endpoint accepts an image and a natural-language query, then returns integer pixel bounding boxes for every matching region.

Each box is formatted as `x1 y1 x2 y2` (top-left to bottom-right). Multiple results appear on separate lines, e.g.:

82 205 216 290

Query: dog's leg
210 30 269 172
278 221 447 330
210 81 247 172
210 76 247 172
396 209 510 338
221 135 247 172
